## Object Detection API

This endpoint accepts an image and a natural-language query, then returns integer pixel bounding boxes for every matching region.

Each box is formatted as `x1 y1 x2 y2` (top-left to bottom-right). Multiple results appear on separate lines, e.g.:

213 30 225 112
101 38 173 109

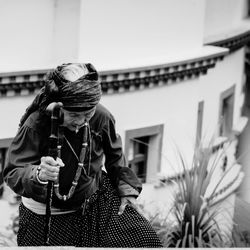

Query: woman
3 63 162 247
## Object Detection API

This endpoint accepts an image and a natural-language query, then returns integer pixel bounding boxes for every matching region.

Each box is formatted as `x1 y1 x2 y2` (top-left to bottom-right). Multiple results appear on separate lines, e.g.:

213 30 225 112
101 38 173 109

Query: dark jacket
4 103 142 209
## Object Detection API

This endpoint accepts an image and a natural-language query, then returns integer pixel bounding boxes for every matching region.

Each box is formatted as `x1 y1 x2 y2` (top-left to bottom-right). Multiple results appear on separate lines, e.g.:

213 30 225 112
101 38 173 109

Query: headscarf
19 63 102 127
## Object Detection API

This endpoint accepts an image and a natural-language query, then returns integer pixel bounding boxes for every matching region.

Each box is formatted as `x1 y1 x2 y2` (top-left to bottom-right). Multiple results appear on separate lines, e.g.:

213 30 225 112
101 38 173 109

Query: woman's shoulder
94 103 116 121
95 103 113 117
23 111 50 134
90 103 115 129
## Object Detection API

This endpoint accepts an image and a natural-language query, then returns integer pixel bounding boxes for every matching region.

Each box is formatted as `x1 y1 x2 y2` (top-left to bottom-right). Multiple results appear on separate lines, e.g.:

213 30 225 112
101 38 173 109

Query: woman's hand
38 156 64 182
118 196 141 215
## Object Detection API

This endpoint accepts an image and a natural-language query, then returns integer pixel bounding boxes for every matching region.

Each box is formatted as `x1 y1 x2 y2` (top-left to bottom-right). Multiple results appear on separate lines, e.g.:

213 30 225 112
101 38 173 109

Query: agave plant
163 141 237 247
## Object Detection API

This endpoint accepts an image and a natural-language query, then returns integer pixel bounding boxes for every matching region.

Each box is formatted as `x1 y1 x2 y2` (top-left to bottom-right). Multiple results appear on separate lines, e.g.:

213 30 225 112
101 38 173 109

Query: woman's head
60 63 89 82
50 63 100 131
19 63 102 128
43 63 102 111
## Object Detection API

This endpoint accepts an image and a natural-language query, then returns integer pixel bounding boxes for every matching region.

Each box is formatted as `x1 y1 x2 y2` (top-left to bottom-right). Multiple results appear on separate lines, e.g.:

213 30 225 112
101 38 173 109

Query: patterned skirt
17 174 163 247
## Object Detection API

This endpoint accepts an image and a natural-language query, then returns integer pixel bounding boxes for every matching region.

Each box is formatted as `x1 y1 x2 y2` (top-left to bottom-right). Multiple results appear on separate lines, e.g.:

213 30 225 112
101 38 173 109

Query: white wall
0 49 244 177
100 50 245 178
0 0 207 72
78 0 206 69
0 0 246 182
0 94 35 139
100 78 207 178
204 0 249 39
0 0 54 70
0 0 81 71
201 50 245 139
50 0 81 64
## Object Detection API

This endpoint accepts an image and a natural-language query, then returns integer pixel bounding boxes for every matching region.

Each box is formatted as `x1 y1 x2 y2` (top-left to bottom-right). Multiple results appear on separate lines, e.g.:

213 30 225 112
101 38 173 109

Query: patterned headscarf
19 63 102 127
51 63 101 111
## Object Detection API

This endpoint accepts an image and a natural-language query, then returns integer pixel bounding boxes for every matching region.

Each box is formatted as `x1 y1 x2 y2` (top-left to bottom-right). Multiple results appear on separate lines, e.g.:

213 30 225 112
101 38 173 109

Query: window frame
195 100 204 148
218 85 235 137
124 124 164 183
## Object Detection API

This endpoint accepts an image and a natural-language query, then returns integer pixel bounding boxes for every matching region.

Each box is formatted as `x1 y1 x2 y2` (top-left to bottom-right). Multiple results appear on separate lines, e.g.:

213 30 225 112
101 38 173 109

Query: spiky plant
164 143 235 247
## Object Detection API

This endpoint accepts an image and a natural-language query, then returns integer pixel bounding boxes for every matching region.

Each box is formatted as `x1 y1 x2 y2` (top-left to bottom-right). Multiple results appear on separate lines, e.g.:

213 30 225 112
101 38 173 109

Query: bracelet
36 166 48 185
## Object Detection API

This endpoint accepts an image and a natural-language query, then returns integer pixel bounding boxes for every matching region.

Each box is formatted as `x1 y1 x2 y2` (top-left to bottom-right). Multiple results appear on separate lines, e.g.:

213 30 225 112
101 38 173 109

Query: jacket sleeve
3 125 47 202
102 114 142 197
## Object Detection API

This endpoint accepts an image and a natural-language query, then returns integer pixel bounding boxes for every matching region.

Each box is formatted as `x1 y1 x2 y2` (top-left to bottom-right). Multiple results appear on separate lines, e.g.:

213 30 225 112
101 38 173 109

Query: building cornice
206 30 250 53
0 48 227 96
1 23 250 96
205 19 250 52
100 50 227 94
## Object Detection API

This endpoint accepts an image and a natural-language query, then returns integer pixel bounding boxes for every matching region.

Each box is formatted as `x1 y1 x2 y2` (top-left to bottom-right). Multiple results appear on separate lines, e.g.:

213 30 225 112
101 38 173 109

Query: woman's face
62 108 95 132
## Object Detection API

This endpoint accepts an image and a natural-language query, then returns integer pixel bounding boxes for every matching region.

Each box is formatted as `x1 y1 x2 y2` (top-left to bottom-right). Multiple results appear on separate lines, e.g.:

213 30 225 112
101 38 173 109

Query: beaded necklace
53 121 91 201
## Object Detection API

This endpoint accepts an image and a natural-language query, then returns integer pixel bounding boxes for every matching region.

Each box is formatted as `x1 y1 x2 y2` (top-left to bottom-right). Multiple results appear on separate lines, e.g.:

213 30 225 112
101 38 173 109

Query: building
0 0 249 216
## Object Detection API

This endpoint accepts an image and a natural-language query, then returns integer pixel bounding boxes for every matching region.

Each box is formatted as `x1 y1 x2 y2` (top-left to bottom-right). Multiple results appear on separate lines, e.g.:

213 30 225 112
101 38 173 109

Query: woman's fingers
39 156 64 181
118 198 127 215
118 197 143 216
56 157 65 167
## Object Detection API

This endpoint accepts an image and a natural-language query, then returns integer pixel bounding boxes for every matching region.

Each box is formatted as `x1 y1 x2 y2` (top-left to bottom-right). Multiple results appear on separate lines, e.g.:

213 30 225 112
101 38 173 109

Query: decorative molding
1 24 250 96
99 54 225 94
0 52 226 96
0 70 46 96
206 30 250 53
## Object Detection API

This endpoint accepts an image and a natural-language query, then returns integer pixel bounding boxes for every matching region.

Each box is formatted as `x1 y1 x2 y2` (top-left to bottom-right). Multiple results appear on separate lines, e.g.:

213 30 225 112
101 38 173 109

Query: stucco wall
0 94 35 139
100 49 245 177
204 0 249 39
201 49 245 137
0 0 54 70
79 0 206 69
0 0 80 72
0 0 247 194
0 49 245 176
0 0 207 72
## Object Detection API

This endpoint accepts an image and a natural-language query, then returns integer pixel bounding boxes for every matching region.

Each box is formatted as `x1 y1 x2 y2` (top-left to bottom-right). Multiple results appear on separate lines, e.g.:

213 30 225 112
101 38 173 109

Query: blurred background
0 0 250 247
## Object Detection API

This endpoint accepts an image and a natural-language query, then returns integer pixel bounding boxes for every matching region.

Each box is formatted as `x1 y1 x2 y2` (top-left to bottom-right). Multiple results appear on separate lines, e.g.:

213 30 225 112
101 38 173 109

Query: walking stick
44 102 63 245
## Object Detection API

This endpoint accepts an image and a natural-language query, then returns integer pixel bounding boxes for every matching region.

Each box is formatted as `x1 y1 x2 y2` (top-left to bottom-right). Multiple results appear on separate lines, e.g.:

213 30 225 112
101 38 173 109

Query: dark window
125 124 164 184
0 138 12 197
219 92 234 137
196 101 204 148
128 136 149 183
0 148 7 197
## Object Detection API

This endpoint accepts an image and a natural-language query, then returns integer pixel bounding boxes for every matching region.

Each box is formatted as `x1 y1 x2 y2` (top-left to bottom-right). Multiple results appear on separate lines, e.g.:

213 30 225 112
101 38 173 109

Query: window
219 85 235 137
125 124 163 183
0 148 7 197
195 101 204 148
128 136 149 183
0 138 12 197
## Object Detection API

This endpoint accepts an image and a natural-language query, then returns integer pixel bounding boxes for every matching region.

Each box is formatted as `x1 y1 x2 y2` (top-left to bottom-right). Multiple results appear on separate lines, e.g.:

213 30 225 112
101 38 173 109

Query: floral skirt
17 174 163 247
